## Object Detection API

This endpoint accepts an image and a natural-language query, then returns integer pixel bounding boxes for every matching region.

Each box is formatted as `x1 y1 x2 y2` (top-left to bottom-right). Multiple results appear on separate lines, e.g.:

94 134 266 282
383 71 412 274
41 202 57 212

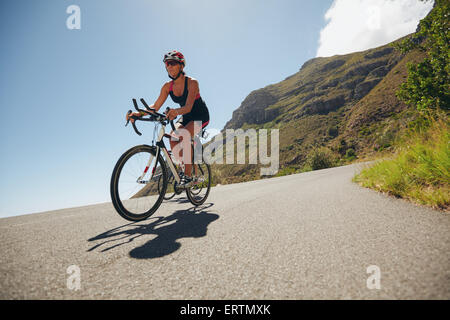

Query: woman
127 50 210 187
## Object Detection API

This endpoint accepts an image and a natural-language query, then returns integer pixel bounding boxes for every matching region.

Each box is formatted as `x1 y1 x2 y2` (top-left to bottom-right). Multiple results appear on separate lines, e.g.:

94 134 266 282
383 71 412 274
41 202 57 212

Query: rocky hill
210 36 426 185
224 45 401 130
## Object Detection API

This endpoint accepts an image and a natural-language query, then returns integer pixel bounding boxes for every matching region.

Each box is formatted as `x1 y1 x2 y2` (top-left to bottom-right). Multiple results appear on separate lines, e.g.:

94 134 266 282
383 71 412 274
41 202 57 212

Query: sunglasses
165 60 179 67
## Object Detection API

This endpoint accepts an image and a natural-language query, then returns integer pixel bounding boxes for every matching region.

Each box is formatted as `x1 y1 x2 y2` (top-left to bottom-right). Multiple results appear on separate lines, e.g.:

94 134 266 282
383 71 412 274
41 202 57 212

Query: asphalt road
1 162 449 299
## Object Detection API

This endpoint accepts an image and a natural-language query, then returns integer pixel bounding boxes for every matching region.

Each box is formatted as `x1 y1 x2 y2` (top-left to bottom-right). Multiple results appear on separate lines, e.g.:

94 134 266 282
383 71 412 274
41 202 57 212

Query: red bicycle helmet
163 50 186 66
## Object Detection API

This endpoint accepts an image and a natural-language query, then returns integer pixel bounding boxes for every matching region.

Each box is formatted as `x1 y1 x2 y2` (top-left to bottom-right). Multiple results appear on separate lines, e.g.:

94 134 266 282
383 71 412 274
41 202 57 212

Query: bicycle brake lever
165 107 176 131
125 110 132 126
125 110 142 135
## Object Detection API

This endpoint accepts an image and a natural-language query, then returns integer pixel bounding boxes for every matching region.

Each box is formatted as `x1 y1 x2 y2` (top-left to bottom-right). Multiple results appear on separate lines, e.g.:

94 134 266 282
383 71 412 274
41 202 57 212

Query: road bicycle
110 98 211 221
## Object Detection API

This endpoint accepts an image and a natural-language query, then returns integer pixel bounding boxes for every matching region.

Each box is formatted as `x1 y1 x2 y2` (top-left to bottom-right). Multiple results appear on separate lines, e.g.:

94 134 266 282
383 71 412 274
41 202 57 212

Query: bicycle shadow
87 203 218 259
164 195 191 204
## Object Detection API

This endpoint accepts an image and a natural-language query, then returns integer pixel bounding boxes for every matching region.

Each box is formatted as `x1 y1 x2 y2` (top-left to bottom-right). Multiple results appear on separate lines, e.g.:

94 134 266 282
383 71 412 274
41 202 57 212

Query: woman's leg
169 122 184 166
169 121 200 177
181 120 201 177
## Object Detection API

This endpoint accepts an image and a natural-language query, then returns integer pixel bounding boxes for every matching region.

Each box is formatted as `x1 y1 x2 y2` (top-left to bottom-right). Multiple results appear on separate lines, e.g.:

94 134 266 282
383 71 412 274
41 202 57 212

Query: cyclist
127 50 210 187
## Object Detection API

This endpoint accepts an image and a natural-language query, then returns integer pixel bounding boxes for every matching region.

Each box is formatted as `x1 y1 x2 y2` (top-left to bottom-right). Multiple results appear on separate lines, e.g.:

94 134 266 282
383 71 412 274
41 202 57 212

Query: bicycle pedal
178 176 192 187
177 182 192 189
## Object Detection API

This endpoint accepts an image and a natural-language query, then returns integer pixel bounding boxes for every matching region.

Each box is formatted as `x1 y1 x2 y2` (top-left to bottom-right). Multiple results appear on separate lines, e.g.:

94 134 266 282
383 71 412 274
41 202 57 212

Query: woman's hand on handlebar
126 111 141 123
166 108 179 121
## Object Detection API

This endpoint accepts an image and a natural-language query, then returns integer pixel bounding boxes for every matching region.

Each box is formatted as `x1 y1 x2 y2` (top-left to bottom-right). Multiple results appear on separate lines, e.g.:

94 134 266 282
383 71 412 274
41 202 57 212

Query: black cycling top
169 76 209 126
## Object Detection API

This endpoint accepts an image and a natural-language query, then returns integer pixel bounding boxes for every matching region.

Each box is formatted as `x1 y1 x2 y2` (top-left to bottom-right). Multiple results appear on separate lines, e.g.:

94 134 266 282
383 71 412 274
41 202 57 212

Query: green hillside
208 38 427 185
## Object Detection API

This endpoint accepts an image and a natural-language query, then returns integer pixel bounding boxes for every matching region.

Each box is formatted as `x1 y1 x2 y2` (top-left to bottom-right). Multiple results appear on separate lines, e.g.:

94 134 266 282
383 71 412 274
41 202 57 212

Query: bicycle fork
137 125 166 185
136 149 157 184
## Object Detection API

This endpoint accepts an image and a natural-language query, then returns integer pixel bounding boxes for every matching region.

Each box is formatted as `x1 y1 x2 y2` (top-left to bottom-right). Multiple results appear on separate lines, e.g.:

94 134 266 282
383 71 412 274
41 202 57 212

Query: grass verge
353 114 449 211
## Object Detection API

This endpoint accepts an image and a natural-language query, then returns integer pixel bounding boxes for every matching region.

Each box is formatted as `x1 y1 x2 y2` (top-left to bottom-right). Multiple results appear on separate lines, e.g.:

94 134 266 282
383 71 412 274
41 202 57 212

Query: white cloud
316 0 434 57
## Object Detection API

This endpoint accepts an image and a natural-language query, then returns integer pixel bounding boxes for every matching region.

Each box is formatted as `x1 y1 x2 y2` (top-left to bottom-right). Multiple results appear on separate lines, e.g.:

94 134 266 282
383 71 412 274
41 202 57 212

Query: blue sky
0 0 432 218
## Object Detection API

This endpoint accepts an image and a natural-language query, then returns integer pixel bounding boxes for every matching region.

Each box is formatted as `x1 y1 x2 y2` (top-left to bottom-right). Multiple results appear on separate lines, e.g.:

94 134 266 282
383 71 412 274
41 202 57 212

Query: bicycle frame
128 99 205 188
136 123 183 185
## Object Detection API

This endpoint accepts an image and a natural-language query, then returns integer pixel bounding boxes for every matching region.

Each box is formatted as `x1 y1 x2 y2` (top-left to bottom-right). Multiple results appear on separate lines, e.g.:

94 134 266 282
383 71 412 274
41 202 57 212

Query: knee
169 139 178 149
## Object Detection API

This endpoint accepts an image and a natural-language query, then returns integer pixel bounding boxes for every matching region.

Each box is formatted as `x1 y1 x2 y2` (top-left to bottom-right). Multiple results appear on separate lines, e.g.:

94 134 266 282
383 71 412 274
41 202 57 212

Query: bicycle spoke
186 162 211 206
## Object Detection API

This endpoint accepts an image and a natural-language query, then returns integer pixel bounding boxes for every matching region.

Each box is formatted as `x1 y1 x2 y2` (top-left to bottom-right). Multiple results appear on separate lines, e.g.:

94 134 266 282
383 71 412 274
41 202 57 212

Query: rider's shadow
87 204 219 259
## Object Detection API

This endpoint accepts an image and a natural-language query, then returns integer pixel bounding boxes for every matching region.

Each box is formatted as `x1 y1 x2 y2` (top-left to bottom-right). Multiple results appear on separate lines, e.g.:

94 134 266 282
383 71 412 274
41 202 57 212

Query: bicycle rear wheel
186 162 211 206
111 145 167 221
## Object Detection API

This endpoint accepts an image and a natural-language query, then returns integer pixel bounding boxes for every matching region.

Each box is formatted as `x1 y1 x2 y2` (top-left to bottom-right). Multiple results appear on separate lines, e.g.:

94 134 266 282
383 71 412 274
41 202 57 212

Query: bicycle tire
186 161 211 206
160 162 184 200
161 169 176 200
110 144 168 221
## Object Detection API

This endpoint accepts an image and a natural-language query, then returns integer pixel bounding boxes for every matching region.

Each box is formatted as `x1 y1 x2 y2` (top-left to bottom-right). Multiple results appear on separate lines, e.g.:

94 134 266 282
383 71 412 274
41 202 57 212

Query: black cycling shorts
177 110 210 128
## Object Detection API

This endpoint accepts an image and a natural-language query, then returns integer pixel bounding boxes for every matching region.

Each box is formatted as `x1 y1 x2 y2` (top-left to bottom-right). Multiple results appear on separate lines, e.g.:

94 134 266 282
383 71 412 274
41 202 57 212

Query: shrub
305 147 336 170
328 126 339 137
395 0 449 112
345 148 357 161
275 166 299 177
345 148 356 158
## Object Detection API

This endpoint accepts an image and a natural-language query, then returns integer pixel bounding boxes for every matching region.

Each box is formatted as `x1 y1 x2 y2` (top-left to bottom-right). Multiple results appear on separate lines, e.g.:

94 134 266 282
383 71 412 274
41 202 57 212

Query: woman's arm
126 82 170 122
151 82 170 112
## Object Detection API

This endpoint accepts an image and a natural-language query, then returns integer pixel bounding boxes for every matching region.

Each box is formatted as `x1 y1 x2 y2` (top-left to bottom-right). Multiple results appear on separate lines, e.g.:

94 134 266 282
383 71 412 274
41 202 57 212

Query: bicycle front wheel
111 145 168 221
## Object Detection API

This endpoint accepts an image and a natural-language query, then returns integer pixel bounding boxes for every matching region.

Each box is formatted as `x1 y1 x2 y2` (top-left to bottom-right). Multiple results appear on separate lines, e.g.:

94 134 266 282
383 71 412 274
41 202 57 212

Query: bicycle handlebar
125 98 176 136
165 107 177 132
